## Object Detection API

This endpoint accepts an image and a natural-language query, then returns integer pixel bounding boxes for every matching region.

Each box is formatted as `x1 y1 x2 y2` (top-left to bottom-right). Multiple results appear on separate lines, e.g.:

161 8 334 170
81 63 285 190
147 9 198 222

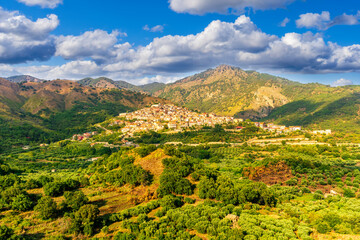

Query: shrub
64 191 88 211
343 188 355 198
34 196 57 219
313 193 324 200
70 204 99 236
38 175 54 187
44 182 65 197
25 179 41 189
135 145 157 158
160 195 183 210
79 176 90 187
114 232 136 240
64 179 80 191
316 222 331 234
11 193 33 211
302 187 311 193
1 187 22 205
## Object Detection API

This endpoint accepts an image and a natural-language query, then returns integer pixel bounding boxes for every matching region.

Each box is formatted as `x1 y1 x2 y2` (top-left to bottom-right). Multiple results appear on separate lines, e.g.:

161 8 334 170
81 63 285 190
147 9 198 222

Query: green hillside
0 78 168 152
154 65 300 118
264 86 360 133
150 65 360 133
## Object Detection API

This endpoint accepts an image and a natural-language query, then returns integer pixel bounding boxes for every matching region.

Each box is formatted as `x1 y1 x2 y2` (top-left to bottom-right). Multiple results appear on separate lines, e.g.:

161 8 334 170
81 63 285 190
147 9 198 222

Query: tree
64 179 80 191
70 204 100 236
64 191 88 211
11 193 33 211
34 196 57 219
1 186 22 205
160 195 183 210
343 188 355 198
38 175 54 187
44 182 65 197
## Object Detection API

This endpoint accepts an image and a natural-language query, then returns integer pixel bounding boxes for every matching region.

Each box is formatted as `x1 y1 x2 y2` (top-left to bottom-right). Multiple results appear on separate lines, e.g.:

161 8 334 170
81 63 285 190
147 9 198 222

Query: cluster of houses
254 122 302 133
116 104 242 136
72 131 98 141
312 129 332 135
254 122 332 135
67 104 332 143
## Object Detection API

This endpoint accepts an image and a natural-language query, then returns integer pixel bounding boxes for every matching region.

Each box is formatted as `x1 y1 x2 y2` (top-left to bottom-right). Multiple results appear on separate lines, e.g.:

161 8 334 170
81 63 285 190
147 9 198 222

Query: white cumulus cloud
0 7 58 63
3 15 360 83
331 78 353 87
169 0 296 15
55 30 121 63
296 11 360 30
143 25 165 32
280 17 290 27
17 0 63 9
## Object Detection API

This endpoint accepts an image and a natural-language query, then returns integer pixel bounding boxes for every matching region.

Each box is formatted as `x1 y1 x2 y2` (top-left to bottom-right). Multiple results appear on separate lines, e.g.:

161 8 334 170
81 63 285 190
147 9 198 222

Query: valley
1 66 360 240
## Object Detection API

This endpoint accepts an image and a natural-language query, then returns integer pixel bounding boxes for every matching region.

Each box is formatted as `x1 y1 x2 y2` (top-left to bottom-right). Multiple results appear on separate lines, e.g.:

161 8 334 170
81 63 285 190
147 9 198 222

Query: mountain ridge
3 65 360 134
0 78 169 151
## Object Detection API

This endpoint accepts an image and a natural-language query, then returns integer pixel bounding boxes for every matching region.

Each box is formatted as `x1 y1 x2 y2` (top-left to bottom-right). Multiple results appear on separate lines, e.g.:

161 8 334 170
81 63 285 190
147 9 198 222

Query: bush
38 175 54 187
79 176 90 187
34 196 57 219
160 195 183 210
343 188 355 198
70 204 99 236
64 179 80 191
302 187 311 193
313 193 324 200
135 145 157 158
64 191 88 211
1 187 22 205
316 222 331 234
44 182 65 197
11 193 33 211
114 232 136 240
25 179 41 189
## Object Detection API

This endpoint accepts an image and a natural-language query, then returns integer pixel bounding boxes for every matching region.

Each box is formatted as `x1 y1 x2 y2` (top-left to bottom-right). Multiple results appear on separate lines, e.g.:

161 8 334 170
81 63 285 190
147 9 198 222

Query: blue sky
0 0 360 86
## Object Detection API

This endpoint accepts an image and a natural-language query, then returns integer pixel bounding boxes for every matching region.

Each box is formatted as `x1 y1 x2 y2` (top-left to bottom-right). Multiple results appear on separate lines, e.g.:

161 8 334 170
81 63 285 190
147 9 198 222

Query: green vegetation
0 78 165 153
0 132 360 239
3 72 360 239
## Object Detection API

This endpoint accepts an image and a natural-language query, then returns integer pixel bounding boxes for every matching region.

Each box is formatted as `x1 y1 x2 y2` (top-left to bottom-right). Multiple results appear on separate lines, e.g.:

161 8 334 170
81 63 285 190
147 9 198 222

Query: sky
0 0 360 86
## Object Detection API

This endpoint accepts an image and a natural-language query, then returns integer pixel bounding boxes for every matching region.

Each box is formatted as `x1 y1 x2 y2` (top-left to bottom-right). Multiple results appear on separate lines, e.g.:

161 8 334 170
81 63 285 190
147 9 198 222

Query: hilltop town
70 104 332 142
117 104 238 136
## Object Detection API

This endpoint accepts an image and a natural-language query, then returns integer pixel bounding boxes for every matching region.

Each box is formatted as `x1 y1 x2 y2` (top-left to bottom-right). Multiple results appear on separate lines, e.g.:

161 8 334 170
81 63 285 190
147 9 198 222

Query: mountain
78 77 166 94
6 75 46 83
264 85 360 133
78 77 142 92
153 65 299 118
152 65 360 133
139 82 166 94
0 78 168 151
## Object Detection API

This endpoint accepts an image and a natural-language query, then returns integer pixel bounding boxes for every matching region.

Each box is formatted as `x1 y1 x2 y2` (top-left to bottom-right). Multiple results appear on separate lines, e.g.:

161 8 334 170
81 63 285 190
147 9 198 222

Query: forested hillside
0 78 168 152
151 65 360 133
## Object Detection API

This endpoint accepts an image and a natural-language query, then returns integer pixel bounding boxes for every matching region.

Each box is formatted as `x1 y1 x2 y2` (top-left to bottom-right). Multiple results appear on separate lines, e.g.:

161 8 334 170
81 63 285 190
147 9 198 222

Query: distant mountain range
0 78 168 151
6 75 46 83
3 65 360 137
77 77 166 94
